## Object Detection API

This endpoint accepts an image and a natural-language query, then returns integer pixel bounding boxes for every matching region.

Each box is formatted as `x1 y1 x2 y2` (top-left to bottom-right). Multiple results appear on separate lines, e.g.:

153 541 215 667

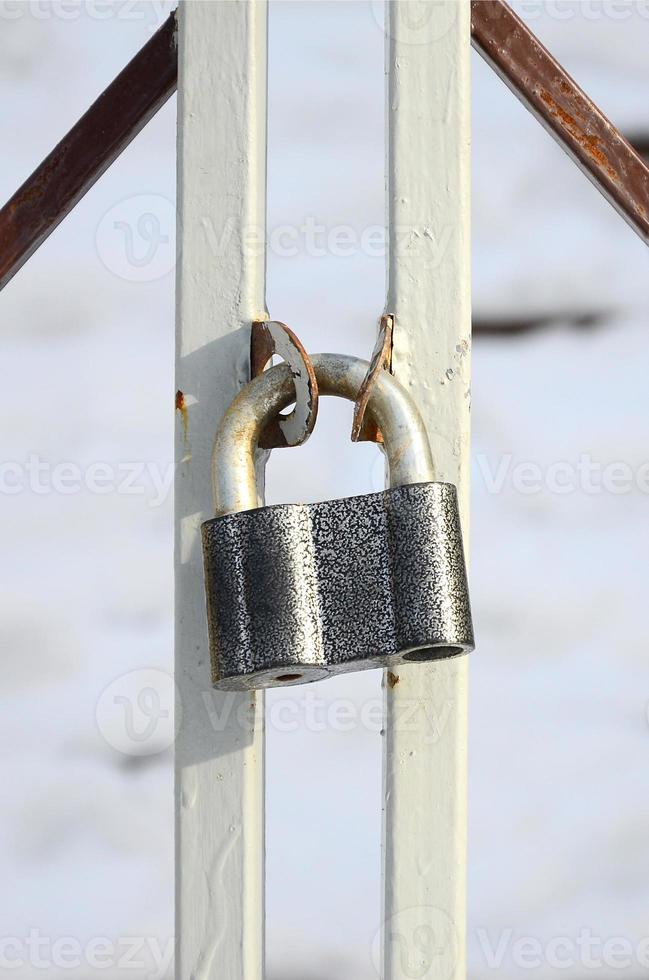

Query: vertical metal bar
383 2 471 979
175 3 267 977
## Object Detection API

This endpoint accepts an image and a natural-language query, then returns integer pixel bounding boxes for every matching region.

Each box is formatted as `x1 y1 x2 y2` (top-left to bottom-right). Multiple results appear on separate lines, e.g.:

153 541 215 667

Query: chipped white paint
383 3 471 980
175 3 267 978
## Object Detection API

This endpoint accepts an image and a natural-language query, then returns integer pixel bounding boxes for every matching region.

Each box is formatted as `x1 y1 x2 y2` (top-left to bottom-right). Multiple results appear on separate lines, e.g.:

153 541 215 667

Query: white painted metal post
175 3 267 978
383 3 471 980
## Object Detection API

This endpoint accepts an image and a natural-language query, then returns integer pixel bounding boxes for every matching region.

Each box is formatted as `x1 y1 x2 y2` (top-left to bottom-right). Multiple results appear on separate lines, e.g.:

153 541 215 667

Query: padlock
201 353 474 690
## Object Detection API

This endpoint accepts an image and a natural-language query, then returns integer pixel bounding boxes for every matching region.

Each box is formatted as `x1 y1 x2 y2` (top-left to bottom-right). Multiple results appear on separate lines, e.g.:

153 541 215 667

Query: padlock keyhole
275 672 303 683
403 646 463 662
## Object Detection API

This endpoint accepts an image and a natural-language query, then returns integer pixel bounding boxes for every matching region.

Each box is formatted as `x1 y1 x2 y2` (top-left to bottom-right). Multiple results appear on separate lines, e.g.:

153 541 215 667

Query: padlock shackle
212 353 435 516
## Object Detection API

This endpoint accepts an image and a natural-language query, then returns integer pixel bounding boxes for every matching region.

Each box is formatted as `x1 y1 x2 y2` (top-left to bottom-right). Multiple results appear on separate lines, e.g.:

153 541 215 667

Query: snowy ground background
1 1 648 978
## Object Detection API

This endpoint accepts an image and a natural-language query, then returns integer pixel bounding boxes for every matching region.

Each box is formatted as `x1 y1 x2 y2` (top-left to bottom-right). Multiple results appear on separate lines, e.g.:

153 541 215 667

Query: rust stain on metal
250 320 275 379
352 314 394 444
176 389 189 450
471 0 649 246
537 89 617 180
387 671 400 690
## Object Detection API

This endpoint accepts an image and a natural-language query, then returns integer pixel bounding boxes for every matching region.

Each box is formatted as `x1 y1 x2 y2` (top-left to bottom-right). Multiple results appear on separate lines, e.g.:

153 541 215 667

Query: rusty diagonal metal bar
0 1 646 296
471 0 649 245
0 11 177 291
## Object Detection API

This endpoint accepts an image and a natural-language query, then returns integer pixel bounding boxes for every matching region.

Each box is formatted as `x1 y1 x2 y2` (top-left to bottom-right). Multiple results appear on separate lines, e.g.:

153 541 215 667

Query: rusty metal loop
352 314 393 444
250 320 318 449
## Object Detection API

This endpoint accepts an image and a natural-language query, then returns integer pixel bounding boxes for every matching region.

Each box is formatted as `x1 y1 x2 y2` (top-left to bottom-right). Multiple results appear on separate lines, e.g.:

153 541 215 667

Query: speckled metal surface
201 481 473 690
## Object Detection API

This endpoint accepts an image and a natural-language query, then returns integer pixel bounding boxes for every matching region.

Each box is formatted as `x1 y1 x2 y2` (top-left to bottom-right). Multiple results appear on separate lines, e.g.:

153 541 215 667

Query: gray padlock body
201 482 474 690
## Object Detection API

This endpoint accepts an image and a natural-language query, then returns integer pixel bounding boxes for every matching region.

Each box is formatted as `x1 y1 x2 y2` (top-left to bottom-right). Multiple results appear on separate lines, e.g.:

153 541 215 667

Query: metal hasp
201 353 474 690
471 0 649 245
352 313 393 444
249 319 319 448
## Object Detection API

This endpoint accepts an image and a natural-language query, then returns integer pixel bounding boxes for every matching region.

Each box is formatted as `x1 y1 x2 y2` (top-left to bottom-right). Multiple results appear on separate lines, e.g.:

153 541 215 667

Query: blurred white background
1 2 648 978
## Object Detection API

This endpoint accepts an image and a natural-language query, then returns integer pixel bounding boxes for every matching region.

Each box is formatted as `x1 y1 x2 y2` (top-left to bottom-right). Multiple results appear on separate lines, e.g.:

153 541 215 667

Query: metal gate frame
1 3 647 978
1 0 647 293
